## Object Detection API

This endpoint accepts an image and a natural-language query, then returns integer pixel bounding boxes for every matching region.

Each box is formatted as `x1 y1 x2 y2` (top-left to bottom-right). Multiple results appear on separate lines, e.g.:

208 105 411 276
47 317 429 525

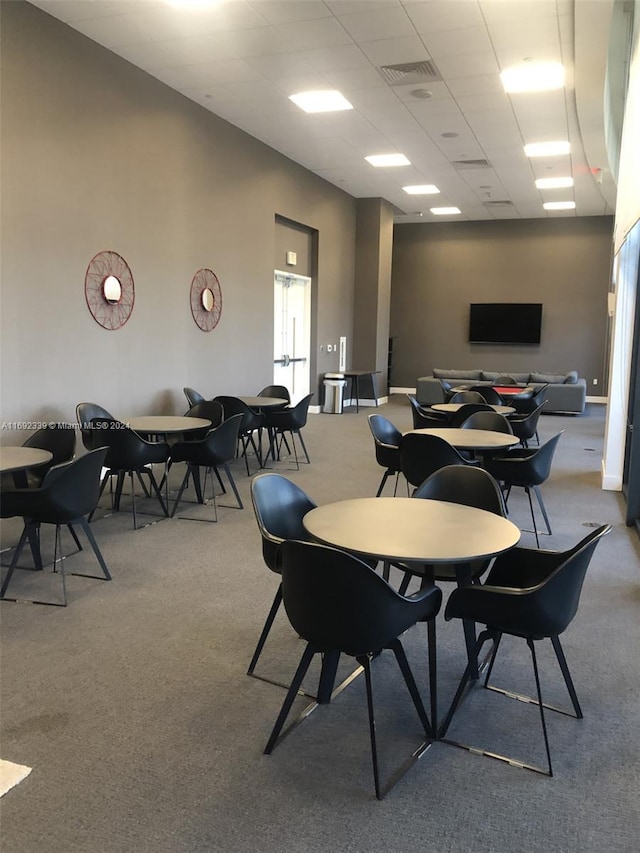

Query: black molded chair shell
0 448 111 605
22 424 76 486
266 540 442 799
403 465 507 584
258 385 291 410
250 473 316 574
281 541 442 657
92 419 170 471
213 396 264 473
184 387 205 408
467 385 503 405
76 402 115 451
460 411 514 434
449 391 487 404
485 431 562 488
368 414 402 496
406 395 448 429
494 375 518 385
511 385 548 416
185 400 224 427
263 393 313 469
507 402 545 447
450 403 495 427
400 432 473 490
438 525 611 776
169 414 244 514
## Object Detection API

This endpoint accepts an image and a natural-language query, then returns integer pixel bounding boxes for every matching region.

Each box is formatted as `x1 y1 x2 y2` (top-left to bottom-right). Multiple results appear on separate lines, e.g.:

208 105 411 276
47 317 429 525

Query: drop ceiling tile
435 52 501 79
404 0 484 34
422 26 494 58
30 0 120 22
323 66 391 91
70 15 147 48
275 17 355 50
453 92 512 114
357 36 431 66
304 44 372 73
407 99 466 121
480 0 558 26
245 52 319 79
250 1 332 25
335 7 416 43
446 74 504 96
222 27 297 58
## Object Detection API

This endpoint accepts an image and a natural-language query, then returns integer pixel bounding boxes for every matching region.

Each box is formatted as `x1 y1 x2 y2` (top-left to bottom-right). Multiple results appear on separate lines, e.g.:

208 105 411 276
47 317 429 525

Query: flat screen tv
469 303 542 344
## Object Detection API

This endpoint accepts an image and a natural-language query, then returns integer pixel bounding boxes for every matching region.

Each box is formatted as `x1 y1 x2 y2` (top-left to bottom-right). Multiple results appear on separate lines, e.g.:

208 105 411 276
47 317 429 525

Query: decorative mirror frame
190 268 222 332
85 250 135 330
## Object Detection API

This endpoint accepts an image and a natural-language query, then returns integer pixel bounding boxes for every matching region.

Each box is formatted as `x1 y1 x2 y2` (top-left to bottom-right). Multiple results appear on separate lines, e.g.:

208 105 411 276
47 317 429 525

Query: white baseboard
390 387 416 395
601 460 622 490
586 396 608 404
311 396 388 414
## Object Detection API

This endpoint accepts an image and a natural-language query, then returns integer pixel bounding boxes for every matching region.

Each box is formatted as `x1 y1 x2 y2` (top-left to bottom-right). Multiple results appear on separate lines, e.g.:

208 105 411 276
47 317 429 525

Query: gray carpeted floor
1 399 639 853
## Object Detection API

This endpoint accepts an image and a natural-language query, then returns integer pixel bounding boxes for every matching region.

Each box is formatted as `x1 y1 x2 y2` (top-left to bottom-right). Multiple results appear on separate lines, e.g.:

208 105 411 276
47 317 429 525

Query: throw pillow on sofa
433 368 483 381
530 372 567 384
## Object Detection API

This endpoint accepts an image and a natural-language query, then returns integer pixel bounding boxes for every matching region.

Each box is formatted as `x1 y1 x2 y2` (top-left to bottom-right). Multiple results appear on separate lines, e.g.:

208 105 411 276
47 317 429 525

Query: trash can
323 373 346 414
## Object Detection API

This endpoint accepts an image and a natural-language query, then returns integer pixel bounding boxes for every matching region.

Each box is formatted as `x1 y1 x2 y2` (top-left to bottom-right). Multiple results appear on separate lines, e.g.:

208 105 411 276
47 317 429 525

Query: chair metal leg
376 470 391 497
390 638 434 738
528 638 554 777
360 655 382 799
551 635 583 718
296 431 310 464
74 518 111 580
264 643 316 754
534 484 552 535
217 463 243 510
525 487 540 547
247 585 282 677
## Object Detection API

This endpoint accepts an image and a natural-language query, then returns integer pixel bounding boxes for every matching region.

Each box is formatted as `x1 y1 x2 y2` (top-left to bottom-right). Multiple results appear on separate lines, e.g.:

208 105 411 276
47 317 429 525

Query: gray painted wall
0 2 356 435
390 217 614 390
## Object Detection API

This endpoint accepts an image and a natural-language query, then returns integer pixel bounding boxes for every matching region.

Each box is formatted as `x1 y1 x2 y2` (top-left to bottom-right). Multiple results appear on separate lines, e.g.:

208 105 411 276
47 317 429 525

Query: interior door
273 271 311 405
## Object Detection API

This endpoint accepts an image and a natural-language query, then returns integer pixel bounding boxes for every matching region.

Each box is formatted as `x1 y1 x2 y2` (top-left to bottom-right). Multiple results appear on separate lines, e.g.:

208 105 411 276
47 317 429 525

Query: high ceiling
29 0 618 222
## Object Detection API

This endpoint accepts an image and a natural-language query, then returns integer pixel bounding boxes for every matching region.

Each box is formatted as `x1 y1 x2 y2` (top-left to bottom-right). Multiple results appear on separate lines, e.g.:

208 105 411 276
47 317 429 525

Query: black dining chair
264 539 442 800
0 448 111 606
262 393 313 470
485 432 564 546
406 394 449 429
248 473 317 687
460 411 514 434
449 390 487 404
449 403 495 428
439 525 611 776
169 414 244 520
400 432 476 494
508 401 545 448
258 385 290 409
184 387 206 408
20 424 76 487
467 385 503 405
76 402 115 452
367 414 403 497
396 464 508 590
494 374 518 385
213 396 264 475
88 419 170 529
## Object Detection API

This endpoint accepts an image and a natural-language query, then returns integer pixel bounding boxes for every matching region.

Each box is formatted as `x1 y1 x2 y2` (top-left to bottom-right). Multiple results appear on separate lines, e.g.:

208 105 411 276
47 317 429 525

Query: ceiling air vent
484 200 514 207
378 60 442 86
452 159 491 170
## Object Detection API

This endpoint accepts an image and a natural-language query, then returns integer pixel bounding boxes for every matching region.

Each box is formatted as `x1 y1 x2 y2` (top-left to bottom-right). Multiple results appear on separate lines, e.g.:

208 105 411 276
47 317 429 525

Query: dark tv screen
469 303 542 344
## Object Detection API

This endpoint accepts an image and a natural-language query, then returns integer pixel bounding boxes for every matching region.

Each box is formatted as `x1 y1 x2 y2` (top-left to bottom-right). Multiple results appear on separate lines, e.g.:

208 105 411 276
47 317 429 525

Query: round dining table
410 427 519 452
304 497 521 694
127 416 211 437
0 446 53 474
237 396 288 410
432 403 515 416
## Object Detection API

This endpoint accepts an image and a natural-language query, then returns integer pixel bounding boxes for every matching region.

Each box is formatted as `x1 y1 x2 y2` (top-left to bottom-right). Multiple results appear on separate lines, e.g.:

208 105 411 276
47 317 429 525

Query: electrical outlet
593 378 598 385
327 344 332 352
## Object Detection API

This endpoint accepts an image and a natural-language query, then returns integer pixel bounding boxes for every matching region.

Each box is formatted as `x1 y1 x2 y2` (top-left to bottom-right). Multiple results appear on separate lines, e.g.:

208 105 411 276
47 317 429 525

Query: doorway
273 271 311 405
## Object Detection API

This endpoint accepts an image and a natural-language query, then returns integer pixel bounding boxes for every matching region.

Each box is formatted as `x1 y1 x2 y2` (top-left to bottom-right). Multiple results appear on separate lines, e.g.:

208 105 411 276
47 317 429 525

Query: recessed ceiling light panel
543 201 576 210
525 141 571 157
289 90 353 113
430 207 461 215
501 62 565 93
365 154 411 167
535 177 574 189
403 185 440 195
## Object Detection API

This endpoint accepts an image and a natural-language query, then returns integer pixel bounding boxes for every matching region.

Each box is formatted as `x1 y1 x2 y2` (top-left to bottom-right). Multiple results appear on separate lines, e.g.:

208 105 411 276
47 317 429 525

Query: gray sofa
416 368 587 414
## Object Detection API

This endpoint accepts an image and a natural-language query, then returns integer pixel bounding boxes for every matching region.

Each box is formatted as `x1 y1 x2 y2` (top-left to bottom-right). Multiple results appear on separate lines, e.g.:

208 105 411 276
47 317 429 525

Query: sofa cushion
481 371 499 381
564 371 579 384
433 368 483 380
530 371 567 384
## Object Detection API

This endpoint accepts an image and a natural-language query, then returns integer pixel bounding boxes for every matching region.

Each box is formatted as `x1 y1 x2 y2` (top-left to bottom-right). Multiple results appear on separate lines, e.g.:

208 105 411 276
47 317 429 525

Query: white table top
0 446 53 473
432 403 515 415
238 396 288 409
303 497 520 564
409 427 520 451
128 416 211 434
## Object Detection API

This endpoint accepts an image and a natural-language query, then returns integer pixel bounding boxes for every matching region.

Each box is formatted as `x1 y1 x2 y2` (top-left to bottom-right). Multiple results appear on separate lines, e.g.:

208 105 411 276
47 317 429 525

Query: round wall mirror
102 275 122 304
201 287 215 312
